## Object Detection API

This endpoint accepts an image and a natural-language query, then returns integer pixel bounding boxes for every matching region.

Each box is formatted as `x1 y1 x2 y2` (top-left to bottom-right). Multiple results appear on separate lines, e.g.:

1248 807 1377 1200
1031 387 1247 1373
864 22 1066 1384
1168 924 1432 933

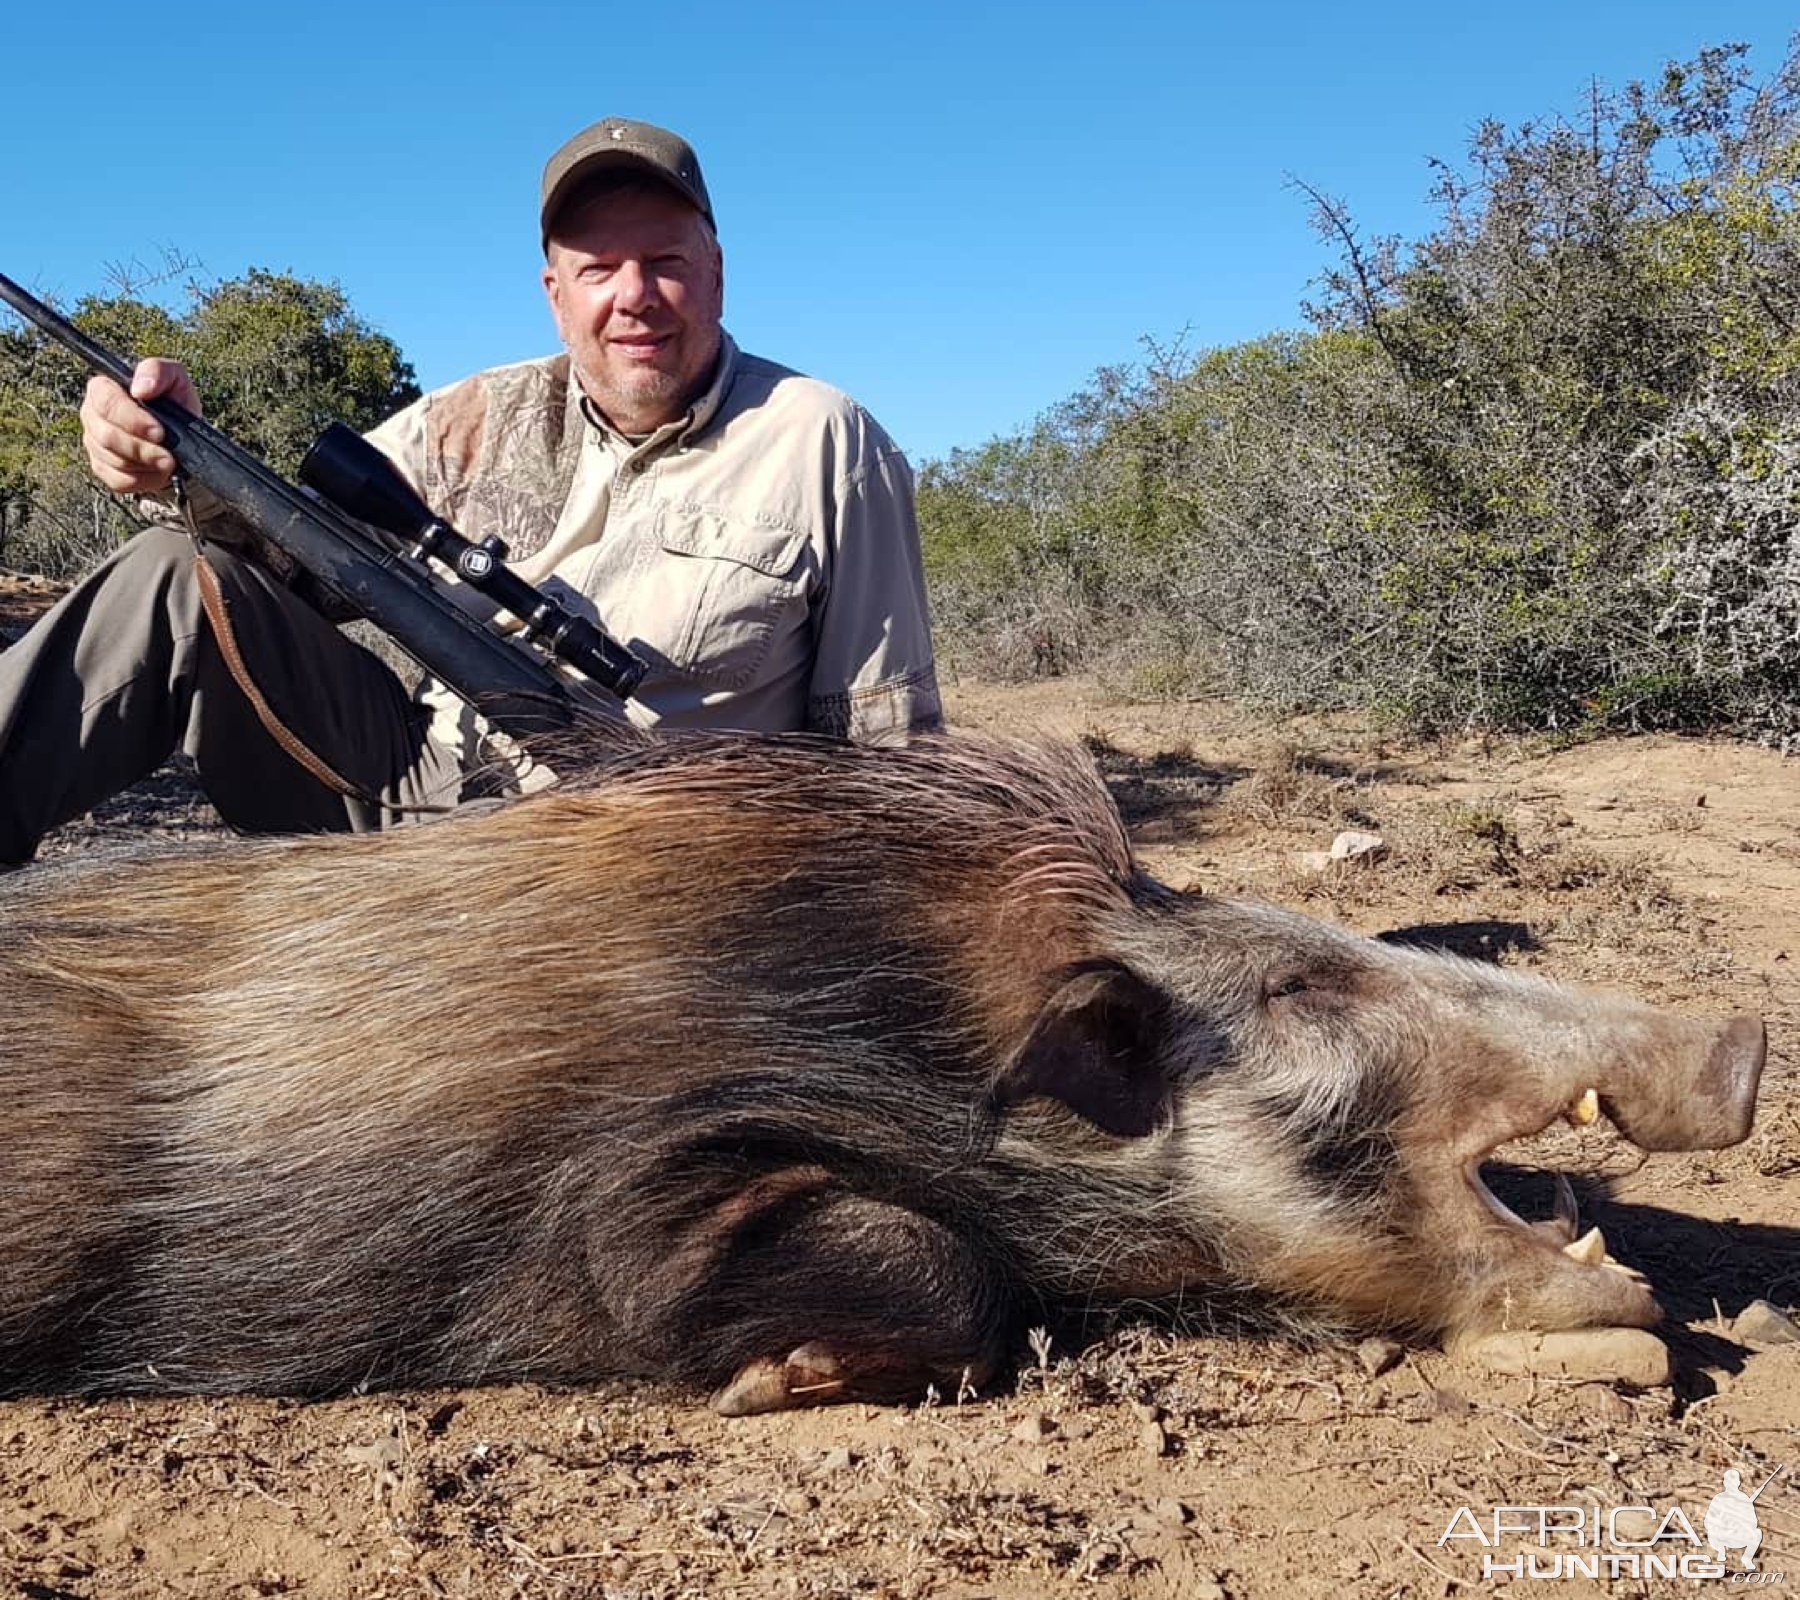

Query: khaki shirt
169 333 941 770
367 334 941 765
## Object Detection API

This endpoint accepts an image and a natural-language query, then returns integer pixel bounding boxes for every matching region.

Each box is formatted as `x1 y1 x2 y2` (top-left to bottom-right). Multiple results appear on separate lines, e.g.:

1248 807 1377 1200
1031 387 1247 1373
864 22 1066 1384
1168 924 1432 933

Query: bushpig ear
996 962 1171 1138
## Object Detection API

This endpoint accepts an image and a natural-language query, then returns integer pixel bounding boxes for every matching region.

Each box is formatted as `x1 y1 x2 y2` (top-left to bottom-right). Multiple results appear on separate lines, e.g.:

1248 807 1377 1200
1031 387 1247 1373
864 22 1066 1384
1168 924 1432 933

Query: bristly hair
531 726 1141 911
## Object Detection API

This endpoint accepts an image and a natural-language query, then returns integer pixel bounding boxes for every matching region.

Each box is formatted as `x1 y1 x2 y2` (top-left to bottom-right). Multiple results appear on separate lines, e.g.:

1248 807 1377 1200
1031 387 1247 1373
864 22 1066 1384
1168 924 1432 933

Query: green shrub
921 40 1800 744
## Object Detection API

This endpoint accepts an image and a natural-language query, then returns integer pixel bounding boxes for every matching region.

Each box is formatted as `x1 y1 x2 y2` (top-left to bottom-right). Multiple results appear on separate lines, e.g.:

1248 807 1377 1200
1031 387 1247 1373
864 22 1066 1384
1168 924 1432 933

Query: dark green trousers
0 527 464 866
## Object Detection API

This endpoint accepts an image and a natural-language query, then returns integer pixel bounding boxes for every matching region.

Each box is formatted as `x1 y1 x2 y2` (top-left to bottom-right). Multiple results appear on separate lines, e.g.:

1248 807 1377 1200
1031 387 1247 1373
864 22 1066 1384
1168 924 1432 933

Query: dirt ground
1 578 1796 1599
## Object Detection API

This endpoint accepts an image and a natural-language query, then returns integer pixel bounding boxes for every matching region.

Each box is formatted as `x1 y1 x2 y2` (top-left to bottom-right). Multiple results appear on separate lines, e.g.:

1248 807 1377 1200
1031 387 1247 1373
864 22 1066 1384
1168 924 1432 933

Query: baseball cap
540 117 715 248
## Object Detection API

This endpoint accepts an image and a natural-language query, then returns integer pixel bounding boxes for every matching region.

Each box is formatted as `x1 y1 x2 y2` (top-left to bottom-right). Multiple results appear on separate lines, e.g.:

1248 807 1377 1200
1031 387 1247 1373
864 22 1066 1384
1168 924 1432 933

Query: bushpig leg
670 1185 1009 1415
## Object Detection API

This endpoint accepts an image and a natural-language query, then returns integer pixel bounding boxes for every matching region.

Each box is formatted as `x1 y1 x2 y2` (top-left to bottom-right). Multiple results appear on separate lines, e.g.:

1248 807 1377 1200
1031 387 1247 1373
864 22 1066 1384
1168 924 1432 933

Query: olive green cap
540 117 715 249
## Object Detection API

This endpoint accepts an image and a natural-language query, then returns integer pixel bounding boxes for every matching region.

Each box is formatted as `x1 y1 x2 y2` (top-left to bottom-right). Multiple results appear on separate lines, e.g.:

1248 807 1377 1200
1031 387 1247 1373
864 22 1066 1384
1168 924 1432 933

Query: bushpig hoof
713 1344 850 1416
1448 1327 1673 1387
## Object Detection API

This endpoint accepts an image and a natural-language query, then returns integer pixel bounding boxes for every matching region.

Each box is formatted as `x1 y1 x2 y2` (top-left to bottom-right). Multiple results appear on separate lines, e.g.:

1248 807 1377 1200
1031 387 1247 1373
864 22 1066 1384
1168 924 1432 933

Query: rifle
0 271 646 735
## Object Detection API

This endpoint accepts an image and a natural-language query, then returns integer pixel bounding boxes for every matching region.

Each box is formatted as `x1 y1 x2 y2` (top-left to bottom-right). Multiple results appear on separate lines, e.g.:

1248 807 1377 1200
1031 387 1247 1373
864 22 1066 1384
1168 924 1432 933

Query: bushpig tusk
1552 1173 1580 1240
1562 1226 1607 1266
1566 1088 1600 1127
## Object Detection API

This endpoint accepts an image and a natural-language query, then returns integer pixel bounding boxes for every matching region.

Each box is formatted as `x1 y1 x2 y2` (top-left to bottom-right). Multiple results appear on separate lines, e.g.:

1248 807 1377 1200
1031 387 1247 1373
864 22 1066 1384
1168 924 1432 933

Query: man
0 117 940 865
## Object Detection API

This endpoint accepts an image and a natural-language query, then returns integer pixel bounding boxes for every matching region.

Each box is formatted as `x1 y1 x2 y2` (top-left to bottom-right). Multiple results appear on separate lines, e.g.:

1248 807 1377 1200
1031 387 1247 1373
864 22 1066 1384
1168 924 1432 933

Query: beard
573 328 721 435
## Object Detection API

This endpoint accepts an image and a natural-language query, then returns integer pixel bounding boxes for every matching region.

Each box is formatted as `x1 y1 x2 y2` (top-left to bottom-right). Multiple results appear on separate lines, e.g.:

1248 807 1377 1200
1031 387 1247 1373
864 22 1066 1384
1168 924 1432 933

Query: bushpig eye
1263 962 1356 1008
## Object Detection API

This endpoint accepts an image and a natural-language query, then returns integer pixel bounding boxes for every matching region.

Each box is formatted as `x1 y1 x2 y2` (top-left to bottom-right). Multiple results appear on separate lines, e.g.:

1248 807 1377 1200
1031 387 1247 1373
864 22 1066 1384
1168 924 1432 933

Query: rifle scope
301 423 646 701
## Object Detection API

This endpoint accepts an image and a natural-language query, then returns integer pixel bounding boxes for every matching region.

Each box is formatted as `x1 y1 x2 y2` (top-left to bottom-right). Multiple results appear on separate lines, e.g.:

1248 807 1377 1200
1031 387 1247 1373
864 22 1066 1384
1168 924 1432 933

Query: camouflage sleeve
805 438 944 744
130 480 247 542
129 482 302 581
362 395 433 495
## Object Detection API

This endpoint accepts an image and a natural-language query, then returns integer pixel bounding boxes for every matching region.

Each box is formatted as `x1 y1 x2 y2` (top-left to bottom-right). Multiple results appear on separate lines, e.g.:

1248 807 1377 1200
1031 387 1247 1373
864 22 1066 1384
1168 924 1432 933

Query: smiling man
0 118 941 864
542 133 725 435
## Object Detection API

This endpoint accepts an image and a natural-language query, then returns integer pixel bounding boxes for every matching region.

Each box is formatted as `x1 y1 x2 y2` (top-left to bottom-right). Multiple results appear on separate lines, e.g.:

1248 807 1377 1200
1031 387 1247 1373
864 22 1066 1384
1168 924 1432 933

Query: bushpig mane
550 725 1141 902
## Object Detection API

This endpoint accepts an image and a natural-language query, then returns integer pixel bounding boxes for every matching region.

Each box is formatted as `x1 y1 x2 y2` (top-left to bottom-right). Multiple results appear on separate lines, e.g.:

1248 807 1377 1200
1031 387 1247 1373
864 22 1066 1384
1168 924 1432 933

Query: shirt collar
572 331 740 452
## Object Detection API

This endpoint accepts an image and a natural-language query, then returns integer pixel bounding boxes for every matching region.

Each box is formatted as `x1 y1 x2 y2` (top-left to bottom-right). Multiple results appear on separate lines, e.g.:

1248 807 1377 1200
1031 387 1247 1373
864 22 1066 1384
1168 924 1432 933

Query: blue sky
3 2 1794 464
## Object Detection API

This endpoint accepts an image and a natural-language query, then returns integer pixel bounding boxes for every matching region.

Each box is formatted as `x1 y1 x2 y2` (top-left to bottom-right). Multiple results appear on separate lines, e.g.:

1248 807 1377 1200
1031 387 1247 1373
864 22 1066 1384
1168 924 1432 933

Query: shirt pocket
652 503 812 690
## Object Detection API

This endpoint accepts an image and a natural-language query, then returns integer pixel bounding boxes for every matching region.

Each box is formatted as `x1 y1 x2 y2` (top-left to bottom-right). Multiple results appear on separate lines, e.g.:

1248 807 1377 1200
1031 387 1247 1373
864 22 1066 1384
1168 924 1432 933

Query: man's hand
80 359 203 495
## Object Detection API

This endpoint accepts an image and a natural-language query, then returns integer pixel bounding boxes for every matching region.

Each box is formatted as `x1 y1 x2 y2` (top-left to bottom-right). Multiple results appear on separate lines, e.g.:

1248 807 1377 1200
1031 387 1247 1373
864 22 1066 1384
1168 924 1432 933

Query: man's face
543 183 724 435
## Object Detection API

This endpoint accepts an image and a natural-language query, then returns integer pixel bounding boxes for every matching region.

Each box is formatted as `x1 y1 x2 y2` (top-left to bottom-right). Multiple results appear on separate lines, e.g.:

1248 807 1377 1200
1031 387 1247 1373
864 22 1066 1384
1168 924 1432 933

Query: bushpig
0 732 1766 1412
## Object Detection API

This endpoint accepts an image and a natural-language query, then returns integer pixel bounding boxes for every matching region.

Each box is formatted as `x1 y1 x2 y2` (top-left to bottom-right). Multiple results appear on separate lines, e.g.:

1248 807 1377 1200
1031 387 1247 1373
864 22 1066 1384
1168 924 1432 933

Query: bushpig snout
1598 1014 1765 1151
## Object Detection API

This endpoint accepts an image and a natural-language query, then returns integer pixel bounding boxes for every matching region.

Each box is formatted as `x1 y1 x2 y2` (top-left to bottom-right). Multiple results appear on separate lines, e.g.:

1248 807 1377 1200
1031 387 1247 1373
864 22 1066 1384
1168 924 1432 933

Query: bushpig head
993 897 1765 1344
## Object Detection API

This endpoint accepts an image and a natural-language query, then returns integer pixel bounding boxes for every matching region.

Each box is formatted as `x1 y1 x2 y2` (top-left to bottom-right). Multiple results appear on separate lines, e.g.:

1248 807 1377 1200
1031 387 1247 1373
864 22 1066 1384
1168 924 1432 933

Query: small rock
816 1446 856 1476
1191 1581 1228 1600
1012 1411 1056 1444
1140 1419 1169 1458
1128 1399 1163 1424
1584 1385 1634 1423
542 1532 571 1557
344 1434 404 1476
779 1490 817 1517
1732 1299 1800 1348
1329 829 1386 863
1451 1328 1672 1387
1152 1496 1193 1527
1294 849 1335 874
1356 1336 1404 1377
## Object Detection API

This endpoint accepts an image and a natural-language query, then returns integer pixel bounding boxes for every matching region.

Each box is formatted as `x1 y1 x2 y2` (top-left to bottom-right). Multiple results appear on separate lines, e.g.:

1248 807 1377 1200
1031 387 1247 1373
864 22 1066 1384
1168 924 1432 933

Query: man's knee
84 525 213 633
111 523 202 585
111 525 276 597
106 526 304 645
121 522 194 561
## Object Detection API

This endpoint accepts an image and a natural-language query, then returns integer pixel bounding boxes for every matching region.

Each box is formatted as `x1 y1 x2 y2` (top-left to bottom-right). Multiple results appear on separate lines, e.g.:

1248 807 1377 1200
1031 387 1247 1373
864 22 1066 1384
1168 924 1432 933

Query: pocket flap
657 506 808 578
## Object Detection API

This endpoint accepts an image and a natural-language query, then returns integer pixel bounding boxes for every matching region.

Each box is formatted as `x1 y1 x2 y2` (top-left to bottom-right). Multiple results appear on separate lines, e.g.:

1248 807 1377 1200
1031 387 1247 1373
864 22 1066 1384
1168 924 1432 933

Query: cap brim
541 152 711 247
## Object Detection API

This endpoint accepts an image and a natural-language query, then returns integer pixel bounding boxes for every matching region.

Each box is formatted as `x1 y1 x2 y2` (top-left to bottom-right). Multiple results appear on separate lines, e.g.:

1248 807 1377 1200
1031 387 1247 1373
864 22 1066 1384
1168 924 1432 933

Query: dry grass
1212 739 1376 831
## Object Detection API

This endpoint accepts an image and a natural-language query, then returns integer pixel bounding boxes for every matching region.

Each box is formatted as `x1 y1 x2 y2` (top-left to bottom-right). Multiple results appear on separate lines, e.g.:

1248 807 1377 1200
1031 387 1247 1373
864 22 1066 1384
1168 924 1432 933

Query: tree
0 268 418 576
